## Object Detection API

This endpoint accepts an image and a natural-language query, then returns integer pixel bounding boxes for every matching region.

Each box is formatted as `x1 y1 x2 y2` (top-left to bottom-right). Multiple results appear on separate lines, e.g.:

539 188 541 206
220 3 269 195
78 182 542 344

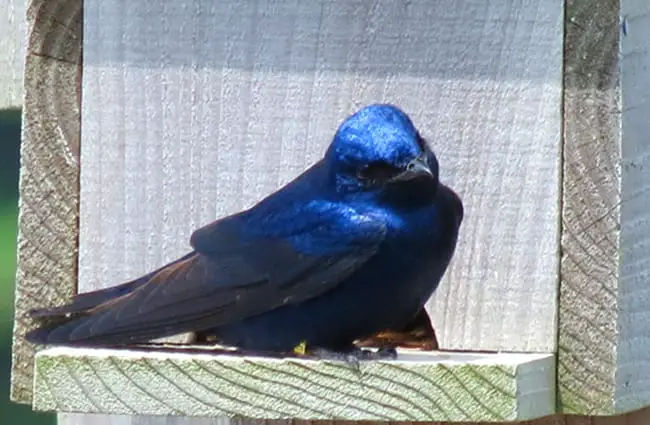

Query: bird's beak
390 155 433 182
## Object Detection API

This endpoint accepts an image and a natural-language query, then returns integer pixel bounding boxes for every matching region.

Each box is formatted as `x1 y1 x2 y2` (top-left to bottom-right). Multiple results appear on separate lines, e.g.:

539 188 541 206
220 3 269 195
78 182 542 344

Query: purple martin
27 104 463 358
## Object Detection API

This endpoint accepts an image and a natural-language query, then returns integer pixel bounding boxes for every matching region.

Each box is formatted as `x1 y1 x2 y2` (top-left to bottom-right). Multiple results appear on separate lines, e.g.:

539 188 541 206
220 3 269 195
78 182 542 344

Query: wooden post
559 0 650 415
10 0 650 423
11 0 82 405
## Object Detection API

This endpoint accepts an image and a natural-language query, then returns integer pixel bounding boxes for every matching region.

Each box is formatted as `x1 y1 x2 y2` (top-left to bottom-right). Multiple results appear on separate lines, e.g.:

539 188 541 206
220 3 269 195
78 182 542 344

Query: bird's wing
31 203 386 344
29 252 197 318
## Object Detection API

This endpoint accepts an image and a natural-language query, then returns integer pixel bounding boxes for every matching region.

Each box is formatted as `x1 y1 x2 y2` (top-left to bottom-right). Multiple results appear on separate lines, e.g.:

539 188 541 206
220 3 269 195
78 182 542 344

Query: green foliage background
0 108 54 423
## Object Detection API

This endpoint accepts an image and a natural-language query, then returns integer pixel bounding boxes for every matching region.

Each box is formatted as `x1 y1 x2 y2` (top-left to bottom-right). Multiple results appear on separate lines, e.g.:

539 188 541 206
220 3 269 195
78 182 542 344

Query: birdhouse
10 0 650 424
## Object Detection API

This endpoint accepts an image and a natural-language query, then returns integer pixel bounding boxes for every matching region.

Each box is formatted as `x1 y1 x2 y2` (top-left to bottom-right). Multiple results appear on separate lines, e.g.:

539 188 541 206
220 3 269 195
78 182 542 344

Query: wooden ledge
33 347 555 422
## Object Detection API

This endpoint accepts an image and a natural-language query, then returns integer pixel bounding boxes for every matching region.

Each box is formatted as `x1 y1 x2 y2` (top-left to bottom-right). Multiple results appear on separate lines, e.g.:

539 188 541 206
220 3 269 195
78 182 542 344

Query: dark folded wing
29 252 196 319
29 207 386 345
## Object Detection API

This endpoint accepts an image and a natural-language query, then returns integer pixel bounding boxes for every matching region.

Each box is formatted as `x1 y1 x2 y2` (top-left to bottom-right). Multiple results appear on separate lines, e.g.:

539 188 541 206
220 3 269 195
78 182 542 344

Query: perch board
33 347 554 422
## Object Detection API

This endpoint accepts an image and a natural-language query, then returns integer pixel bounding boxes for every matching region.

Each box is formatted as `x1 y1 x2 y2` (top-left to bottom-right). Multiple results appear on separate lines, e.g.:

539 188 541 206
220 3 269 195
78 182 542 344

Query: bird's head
325 104 439 202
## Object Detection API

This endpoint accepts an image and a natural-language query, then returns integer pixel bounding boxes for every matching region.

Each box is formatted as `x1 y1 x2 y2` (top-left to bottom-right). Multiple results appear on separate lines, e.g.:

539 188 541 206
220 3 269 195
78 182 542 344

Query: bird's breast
362 200 459 299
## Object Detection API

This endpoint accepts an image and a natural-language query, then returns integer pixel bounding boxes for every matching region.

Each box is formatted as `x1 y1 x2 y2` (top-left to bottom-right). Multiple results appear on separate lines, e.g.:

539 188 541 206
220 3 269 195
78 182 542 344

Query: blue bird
27 104 463 358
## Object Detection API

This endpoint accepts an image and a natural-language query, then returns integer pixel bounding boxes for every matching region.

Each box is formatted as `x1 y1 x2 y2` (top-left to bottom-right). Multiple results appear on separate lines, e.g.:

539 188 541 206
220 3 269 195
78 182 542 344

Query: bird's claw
375 347 399 359
309 346 397 363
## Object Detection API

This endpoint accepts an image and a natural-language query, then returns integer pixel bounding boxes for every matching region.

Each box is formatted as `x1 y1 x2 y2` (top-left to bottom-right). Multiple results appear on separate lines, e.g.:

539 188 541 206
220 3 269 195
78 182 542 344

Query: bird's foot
309 346 398 363
291 340 397 368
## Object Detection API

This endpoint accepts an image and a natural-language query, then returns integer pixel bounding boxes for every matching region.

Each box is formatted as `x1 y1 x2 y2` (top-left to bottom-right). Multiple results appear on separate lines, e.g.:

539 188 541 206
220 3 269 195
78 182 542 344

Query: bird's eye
357 161 402 182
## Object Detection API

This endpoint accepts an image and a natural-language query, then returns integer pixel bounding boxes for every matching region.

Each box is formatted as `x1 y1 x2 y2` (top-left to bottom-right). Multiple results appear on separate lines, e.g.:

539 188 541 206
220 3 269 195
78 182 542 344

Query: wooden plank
559 0 650 415
80 0 563 355
21 1 563 423
10 0 82 404
0 0 26 108
616 0 650 413
52 408 650 425
33 347 555 422
557 408 650 425
558 0 621 413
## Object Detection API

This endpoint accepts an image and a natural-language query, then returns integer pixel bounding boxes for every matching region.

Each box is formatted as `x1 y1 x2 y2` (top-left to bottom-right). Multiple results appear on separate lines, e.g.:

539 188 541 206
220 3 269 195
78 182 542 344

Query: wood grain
80 0 563 356
51 406 650 425
57 3 564 424
33 347 555 422
15 0 650 422
559 0 650 415
0 0 26 108
10 0 82 404
616 0 650 414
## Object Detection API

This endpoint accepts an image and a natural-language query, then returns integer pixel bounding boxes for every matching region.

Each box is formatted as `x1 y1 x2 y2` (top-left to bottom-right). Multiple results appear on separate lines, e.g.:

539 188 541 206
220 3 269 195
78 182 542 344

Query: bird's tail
29 279 143 319
25 277 147 345
26 251 196 344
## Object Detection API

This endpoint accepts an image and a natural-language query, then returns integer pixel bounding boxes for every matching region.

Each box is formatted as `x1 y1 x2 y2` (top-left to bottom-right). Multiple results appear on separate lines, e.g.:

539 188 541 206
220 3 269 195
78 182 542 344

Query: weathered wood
79 0 562 356
616 0 650 413
47 3 564 424
10 0 82 404
60 409 650 425
556 408 650 425
33 347 555 422
559 0 650 415
12 0 567 421
0 0 26 108
20 0 650 423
